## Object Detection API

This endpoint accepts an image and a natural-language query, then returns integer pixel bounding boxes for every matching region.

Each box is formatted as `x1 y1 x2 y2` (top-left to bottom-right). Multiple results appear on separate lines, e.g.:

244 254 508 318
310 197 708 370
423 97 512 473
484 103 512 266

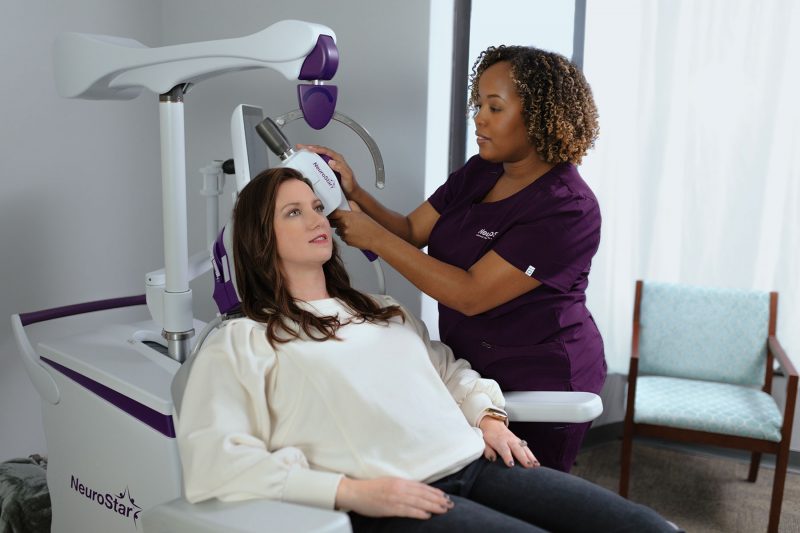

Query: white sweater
176 295 505 510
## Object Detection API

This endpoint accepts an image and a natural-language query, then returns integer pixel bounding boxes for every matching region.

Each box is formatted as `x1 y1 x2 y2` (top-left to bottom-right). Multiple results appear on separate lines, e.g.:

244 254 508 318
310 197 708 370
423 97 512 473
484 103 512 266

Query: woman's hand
335 476 454 519
297 144 360 199
329 202 386 250
479 417 540 468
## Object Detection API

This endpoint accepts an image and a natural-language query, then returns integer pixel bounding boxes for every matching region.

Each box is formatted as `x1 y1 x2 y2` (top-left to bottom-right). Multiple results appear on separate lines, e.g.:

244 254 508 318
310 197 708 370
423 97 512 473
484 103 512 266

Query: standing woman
304 45 604 473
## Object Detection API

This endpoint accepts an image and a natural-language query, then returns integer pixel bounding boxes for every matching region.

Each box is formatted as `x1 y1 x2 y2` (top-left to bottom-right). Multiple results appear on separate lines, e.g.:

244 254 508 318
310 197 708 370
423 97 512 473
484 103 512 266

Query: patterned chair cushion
634 376 783 442
638 282 770 386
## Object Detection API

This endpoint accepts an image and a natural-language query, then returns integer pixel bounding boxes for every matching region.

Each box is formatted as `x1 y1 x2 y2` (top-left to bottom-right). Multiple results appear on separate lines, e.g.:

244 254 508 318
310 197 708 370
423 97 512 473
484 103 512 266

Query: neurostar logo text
70 475 142 528
313 161 337 189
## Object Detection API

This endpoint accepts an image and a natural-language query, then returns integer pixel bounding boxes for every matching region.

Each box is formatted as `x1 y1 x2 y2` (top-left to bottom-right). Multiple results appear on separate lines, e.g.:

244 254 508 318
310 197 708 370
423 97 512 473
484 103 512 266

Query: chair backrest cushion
638 282 770 386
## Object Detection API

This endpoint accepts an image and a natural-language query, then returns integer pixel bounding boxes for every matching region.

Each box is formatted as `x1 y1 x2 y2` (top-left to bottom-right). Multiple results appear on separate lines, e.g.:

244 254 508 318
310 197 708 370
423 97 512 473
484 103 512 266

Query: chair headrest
211 222 241 315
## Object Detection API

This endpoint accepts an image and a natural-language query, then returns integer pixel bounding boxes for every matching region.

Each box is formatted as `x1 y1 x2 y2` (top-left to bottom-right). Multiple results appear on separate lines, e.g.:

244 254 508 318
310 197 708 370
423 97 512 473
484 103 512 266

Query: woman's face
273 179 333 270
473 61 535 163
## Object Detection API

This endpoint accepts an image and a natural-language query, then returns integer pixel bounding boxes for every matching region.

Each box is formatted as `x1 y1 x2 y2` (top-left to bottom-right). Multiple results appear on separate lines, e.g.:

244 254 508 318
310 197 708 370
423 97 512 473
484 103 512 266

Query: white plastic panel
504 391 603 423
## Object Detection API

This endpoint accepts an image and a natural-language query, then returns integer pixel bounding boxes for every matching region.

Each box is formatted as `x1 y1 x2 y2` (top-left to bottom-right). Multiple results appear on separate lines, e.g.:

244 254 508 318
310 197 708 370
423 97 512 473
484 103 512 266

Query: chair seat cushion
634 376 783 442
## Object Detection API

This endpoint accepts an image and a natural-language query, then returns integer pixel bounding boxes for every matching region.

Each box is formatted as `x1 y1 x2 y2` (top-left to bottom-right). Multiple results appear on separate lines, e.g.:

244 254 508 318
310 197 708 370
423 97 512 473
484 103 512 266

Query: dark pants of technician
349 458 680 533
475 328 607 473
510 420 592 473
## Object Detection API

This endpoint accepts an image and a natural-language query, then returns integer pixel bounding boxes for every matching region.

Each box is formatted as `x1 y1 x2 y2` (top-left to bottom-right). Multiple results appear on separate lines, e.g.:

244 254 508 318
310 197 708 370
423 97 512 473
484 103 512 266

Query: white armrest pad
142 497 351 533
504 391 603 423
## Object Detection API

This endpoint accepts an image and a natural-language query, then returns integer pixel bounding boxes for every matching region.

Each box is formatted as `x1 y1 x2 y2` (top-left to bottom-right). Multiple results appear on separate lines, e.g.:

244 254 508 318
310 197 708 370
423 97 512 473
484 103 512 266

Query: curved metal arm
273 109 385 189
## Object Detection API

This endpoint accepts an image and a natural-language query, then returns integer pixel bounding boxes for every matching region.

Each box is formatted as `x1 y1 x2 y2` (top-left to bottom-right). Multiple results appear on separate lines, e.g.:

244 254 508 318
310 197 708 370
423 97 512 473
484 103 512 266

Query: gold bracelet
480 407 509 426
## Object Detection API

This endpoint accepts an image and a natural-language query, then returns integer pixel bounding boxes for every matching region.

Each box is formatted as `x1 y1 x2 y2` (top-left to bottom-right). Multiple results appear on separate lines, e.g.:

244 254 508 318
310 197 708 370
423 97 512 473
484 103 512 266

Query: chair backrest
637 281 772 386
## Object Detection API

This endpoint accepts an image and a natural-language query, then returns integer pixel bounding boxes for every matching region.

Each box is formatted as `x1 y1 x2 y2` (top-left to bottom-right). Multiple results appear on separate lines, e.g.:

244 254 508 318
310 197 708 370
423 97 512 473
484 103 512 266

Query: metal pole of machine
159 84 194 362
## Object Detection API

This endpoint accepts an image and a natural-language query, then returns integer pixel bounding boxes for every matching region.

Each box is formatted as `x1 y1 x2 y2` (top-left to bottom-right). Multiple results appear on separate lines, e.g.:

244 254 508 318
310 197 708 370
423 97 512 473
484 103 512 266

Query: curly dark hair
232 167 404 347
469 45 599 165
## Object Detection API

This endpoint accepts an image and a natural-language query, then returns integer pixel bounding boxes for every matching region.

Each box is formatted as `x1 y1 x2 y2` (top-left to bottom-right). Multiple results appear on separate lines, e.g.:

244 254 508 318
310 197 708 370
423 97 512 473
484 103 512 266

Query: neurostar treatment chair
12 22 603 533
620 280 797 533
141 221 604 533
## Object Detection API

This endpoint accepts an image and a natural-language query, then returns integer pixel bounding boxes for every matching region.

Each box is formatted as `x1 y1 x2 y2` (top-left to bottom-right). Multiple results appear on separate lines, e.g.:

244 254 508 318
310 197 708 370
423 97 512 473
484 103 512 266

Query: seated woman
176 167 679 532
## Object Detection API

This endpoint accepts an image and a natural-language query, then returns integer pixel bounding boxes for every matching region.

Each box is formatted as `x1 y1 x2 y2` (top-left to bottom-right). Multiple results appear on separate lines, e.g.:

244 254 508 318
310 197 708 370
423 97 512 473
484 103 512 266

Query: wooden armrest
769 335 798 442
770 336 798 378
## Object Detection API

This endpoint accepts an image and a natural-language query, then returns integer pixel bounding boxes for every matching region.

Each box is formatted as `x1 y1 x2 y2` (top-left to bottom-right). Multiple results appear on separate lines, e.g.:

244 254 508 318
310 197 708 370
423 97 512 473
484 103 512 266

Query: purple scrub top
427 156 606 394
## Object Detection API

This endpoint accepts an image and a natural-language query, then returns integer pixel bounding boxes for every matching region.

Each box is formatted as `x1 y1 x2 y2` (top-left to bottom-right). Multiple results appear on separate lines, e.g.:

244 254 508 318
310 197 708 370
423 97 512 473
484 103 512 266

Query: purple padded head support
211 224 241 315
298 35 338 130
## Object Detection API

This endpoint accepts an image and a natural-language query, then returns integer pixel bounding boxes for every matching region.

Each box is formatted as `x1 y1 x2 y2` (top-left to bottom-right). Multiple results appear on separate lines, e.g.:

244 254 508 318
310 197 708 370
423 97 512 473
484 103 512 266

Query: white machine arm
54 20 336 99
53 19 338 361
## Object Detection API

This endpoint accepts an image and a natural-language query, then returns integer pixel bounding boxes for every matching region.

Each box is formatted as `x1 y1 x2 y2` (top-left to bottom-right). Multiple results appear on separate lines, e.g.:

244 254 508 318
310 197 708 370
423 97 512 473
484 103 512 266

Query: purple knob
298 35 339 130
298 84 337 130
299 35 339 80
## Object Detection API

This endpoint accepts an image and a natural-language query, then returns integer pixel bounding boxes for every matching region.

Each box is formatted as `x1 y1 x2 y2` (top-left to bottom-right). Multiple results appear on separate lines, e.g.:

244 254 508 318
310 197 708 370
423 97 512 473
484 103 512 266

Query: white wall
465 0 576 160
0 0 163 461
420 0 455 337
0 0 431 461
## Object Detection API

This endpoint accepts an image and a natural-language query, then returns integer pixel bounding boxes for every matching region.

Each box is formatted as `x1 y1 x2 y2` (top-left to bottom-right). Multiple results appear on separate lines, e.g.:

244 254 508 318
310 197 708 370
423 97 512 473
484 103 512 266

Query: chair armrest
770 336 798 443
504 391 603 423
770 336 798 378
142 497 352 533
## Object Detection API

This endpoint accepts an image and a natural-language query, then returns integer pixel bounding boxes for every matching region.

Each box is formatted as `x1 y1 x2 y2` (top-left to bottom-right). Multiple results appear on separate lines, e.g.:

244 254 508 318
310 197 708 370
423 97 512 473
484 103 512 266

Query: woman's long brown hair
232 167 403 347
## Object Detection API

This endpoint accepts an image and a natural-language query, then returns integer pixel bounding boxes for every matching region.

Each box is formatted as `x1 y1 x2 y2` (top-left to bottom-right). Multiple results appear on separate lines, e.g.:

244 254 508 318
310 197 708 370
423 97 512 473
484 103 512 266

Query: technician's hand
297 144 360 198
330 202 385 250
335 476 454 519
479 417 540 469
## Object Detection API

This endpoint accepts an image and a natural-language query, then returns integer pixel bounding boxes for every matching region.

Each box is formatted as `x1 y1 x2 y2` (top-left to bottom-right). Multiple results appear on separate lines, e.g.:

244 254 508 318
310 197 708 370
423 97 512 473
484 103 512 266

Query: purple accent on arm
298 84 337 130
41 356 176 438
211 228 241 315
319 154 342 182
19 295 147 327
296 35 338 130
299 35 338 80
361 249 379 262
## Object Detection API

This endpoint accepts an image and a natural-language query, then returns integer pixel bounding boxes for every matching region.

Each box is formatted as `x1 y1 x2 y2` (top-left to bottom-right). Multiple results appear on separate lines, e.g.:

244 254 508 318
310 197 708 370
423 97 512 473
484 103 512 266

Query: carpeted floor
571 440 800 533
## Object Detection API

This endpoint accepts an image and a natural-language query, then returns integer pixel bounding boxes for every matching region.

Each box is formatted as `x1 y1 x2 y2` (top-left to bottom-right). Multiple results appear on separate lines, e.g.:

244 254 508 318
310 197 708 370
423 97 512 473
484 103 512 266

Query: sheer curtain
581 0 800 372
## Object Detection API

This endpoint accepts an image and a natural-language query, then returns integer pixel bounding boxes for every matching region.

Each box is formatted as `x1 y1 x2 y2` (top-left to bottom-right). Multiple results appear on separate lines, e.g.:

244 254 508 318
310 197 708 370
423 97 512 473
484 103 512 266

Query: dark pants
510 420 592 473
349 458 679 533
475 327 607 474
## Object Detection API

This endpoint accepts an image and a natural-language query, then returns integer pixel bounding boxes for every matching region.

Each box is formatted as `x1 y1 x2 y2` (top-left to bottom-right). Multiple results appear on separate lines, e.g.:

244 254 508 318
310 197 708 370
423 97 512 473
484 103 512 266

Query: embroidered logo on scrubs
476 229 499 240
525 266 536 276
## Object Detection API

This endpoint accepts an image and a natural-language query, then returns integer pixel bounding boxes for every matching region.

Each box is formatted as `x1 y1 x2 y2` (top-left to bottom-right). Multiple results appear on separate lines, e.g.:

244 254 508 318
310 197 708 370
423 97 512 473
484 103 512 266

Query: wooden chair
619 280 798 533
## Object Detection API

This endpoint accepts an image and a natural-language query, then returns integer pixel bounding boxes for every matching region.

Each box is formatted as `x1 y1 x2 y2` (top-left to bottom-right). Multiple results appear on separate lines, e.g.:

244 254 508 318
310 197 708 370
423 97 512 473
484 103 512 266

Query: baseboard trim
583 422 800 473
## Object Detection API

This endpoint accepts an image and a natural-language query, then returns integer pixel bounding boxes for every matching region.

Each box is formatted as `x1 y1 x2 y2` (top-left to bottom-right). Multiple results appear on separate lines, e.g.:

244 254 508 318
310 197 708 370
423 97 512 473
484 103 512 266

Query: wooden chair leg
748 452 761 482
619 426 633 497
767 446 790 533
